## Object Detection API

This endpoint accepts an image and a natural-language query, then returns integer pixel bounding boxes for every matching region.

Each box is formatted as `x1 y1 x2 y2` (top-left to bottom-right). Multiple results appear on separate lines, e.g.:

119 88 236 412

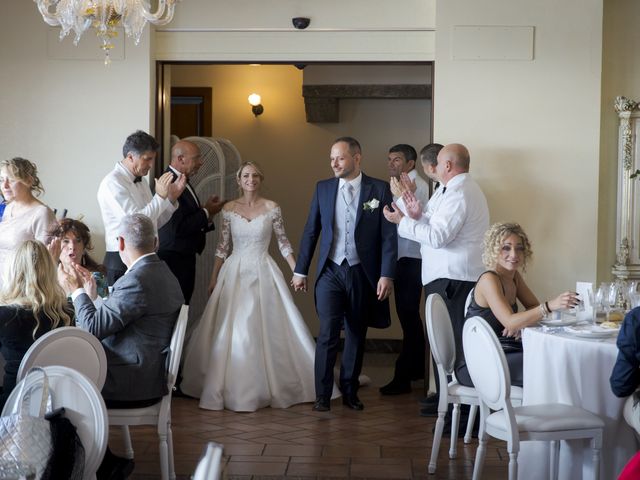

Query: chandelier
34 0 177 64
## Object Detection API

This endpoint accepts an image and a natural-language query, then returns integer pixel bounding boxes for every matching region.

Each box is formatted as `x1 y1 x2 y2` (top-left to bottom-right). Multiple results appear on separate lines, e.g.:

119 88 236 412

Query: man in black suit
158 140 225 304
292 137 397 412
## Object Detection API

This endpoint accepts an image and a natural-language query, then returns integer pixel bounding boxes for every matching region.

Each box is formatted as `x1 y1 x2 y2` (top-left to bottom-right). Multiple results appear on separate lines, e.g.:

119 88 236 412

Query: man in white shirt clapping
384 143 489 416
97 130 186 284
380 144 431 396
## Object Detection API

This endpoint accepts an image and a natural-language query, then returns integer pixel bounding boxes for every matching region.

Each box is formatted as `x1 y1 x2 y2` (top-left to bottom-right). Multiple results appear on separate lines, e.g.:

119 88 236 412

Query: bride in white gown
181 162 338 411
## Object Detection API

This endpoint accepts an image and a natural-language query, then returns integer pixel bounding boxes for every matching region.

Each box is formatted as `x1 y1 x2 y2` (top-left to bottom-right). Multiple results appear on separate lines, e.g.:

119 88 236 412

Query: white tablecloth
519 327 638 479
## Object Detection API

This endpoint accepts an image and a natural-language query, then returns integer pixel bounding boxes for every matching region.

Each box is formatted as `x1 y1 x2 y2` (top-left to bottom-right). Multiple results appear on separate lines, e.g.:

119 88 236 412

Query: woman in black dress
0 240 72 410
456 222 579 387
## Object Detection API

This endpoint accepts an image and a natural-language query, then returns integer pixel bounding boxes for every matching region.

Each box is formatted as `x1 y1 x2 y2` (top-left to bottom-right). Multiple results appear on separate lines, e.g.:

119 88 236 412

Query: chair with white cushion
193 442 224 480
463 316 604 480
3 365 108 480
107 304 189 480
17 326 107 389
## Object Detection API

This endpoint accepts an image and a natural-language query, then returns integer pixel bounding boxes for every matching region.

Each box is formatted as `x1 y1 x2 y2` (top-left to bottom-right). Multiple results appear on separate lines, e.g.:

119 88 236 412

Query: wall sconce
248 93 264 117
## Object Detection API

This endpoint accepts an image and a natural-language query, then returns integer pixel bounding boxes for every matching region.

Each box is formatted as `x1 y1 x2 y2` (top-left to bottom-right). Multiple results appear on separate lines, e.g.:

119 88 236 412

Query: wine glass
607 283 620 319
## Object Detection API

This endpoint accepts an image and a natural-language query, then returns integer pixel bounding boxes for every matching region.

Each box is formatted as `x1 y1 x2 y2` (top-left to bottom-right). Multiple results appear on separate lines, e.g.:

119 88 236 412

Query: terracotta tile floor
113 354 509 479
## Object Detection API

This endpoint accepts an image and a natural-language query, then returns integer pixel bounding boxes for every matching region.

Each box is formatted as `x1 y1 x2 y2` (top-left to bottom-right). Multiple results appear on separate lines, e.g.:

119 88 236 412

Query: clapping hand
402 191 423 220
382 202 404 224
57 263 82 295
389 177 405 198
155 172 173 199
399 172 417 193
204 195 227 219
46 237 61 262
168 173 187 202
74 264 98 300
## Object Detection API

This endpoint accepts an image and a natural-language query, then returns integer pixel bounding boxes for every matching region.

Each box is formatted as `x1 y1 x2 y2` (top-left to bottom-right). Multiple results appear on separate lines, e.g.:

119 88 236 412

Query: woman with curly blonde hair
455 222 579 387
0 240 72 409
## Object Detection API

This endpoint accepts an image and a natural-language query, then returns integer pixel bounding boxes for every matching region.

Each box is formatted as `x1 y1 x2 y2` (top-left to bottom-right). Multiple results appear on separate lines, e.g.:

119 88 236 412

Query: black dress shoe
379 380 411 395
312 397 330 412
342 395 364 410
418 393 438 407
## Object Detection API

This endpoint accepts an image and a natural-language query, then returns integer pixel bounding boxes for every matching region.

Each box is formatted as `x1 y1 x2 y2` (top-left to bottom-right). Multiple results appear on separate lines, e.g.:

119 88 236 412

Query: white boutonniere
363 198 380 212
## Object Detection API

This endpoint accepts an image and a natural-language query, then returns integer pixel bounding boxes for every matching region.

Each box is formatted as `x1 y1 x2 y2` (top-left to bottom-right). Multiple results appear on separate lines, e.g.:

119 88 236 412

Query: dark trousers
315 261 371 399
157 250 196 304
392 257 424 384
103 251 127 286
424 278 475 395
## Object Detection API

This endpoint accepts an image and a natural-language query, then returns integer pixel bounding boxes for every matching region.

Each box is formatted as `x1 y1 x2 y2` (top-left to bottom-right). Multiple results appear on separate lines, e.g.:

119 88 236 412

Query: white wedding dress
181 206 333 411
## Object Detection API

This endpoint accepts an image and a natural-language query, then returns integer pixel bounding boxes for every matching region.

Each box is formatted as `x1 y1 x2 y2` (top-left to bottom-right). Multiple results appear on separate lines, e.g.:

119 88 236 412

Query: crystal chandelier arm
34 0 63 26
140 0 176 25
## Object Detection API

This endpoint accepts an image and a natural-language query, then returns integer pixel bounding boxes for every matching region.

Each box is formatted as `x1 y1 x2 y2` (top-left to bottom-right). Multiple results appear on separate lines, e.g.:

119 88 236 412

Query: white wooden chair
463 316 604 480
17 326 107 389
107 304 189 480
3 365 108 480
193 442 224 480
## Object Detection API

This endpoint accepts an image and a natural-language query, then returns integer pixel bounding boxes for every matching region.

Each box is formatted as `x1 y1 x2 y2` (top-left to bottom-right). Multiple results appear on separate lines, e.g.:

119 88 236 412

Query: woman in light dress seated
181 162 338 411
457 222 579 387
0 158 56 286
0 240 72 410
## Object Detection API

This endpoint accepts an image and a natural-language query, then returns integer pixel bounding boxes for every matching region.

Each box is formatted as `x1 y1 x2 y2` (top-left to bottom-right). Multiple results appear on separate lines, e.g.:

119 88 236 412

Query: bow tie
133 176 143 184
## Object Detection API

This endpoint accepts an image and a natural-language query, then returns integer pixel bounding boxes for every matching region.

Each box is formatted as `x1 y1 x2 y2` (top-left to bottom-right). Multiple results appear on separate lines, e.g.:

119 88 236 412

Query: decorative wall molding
613 96 640 280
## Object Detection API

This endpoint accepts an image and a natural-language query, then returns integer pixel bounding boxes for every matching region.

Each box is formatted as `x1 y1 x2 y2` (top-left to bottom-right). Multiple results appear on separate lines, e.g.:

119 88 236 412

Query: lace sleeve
214 211 232 260
271 206 293 258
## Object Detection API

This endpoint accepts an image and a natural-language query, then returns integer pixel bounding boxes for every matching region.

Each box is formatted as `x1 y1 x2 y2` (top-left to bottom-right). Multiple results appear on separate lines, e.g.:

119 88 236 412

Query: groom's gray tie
342 183 354 205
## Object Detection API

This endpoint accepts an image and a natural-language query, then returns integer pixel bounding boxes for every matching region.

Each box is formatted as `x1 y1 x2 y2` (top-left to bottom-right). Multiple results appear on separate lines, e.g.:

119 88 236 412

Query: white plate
540 317 578 327
564 325 620 338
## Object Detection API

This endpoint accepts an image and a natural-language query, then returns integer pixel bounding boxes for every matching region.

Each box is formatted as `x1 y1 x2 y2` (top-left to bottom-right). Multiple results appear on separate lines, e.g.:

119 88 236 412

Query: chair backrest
17 326 107 389
193 442 224 480
425 294 456 374
464 289 474 316
167 305 189 390
3 365 108 480
462 316 511 411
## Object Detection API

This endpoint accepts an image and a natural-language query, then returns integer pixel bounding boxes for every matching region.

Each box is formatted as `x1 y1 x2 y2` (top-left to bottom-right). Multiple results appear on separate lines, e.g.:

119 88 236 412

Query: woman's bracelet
545 301 551 314
540 302 550 318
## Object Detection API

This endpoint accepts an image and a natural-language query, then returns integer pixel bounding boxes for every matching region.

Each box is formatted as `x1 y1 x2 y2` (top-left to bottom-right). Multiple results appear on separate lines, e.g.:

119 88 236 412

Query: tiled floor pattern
112 355 509 479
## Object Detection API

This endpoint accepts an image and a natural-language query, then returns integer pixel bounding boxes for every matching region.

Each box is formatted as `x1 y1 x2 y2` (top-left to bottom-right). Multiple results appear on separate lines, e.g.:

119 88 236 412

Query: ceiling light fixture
34 0 178 65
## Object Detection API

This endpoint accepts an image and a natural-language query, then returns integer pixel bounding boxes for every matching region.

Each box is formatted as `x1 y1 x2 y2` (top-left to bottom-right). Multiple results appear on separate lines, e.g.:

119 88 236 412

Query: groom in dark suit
292 137 397 411
158 140 225 303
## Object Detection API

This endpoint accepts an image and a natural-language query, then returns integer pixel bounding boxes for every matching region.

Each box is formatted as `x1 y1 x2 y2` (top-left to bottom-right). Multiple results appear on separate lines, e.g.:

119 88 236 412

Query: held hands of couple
290 275 307 293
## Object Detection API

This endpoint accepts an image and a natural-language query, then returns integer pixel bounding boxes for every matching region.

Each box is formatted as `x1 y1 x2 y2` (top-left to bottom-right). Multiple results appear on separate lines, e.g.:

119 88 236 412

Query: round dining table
518 327 638 479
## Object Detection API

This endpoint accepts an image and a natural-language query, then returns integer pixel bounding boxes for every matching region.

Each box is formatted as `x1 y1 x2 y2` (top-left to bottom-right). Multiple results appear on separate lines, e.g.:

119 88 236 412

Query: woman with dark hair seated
0 240 72 410
49 218 108 300
456 222 579 387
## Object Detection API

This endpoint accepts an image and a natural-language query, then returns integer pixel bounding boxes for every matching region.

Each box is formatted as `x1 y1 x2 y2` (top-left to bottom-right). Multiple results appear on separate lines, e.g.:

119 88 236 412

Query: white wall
434 0 603 300
0 0 154 256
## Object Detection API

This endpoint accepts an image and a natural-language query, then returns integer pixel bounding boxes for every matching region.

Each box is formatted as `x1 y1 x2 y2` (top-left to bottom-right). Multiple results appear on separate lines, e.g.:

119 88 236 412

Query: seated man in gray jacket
59 213 184 479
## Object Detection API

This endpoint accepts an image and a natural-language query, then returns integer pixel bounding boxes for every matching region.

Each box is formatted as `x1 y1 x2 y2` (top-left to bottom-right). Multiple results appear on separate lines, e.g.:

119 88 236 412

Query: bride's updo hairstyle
482 222 533 271
236 161 265 193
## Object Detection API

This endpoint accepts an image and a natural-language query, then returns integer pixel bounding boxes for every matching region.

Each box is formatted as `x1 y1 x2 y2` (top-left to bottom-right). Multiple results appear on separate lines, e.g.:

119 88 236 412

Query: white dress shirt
397 173 489 285
396 169 430 260
97 162 177 252
329 172 362 266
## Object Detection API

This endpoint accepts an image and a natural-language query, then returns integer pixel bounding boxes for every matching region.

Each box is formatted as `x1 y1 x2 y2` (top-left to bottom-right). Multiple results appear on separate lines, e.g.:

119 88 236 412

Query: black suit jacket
158 168 214 256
